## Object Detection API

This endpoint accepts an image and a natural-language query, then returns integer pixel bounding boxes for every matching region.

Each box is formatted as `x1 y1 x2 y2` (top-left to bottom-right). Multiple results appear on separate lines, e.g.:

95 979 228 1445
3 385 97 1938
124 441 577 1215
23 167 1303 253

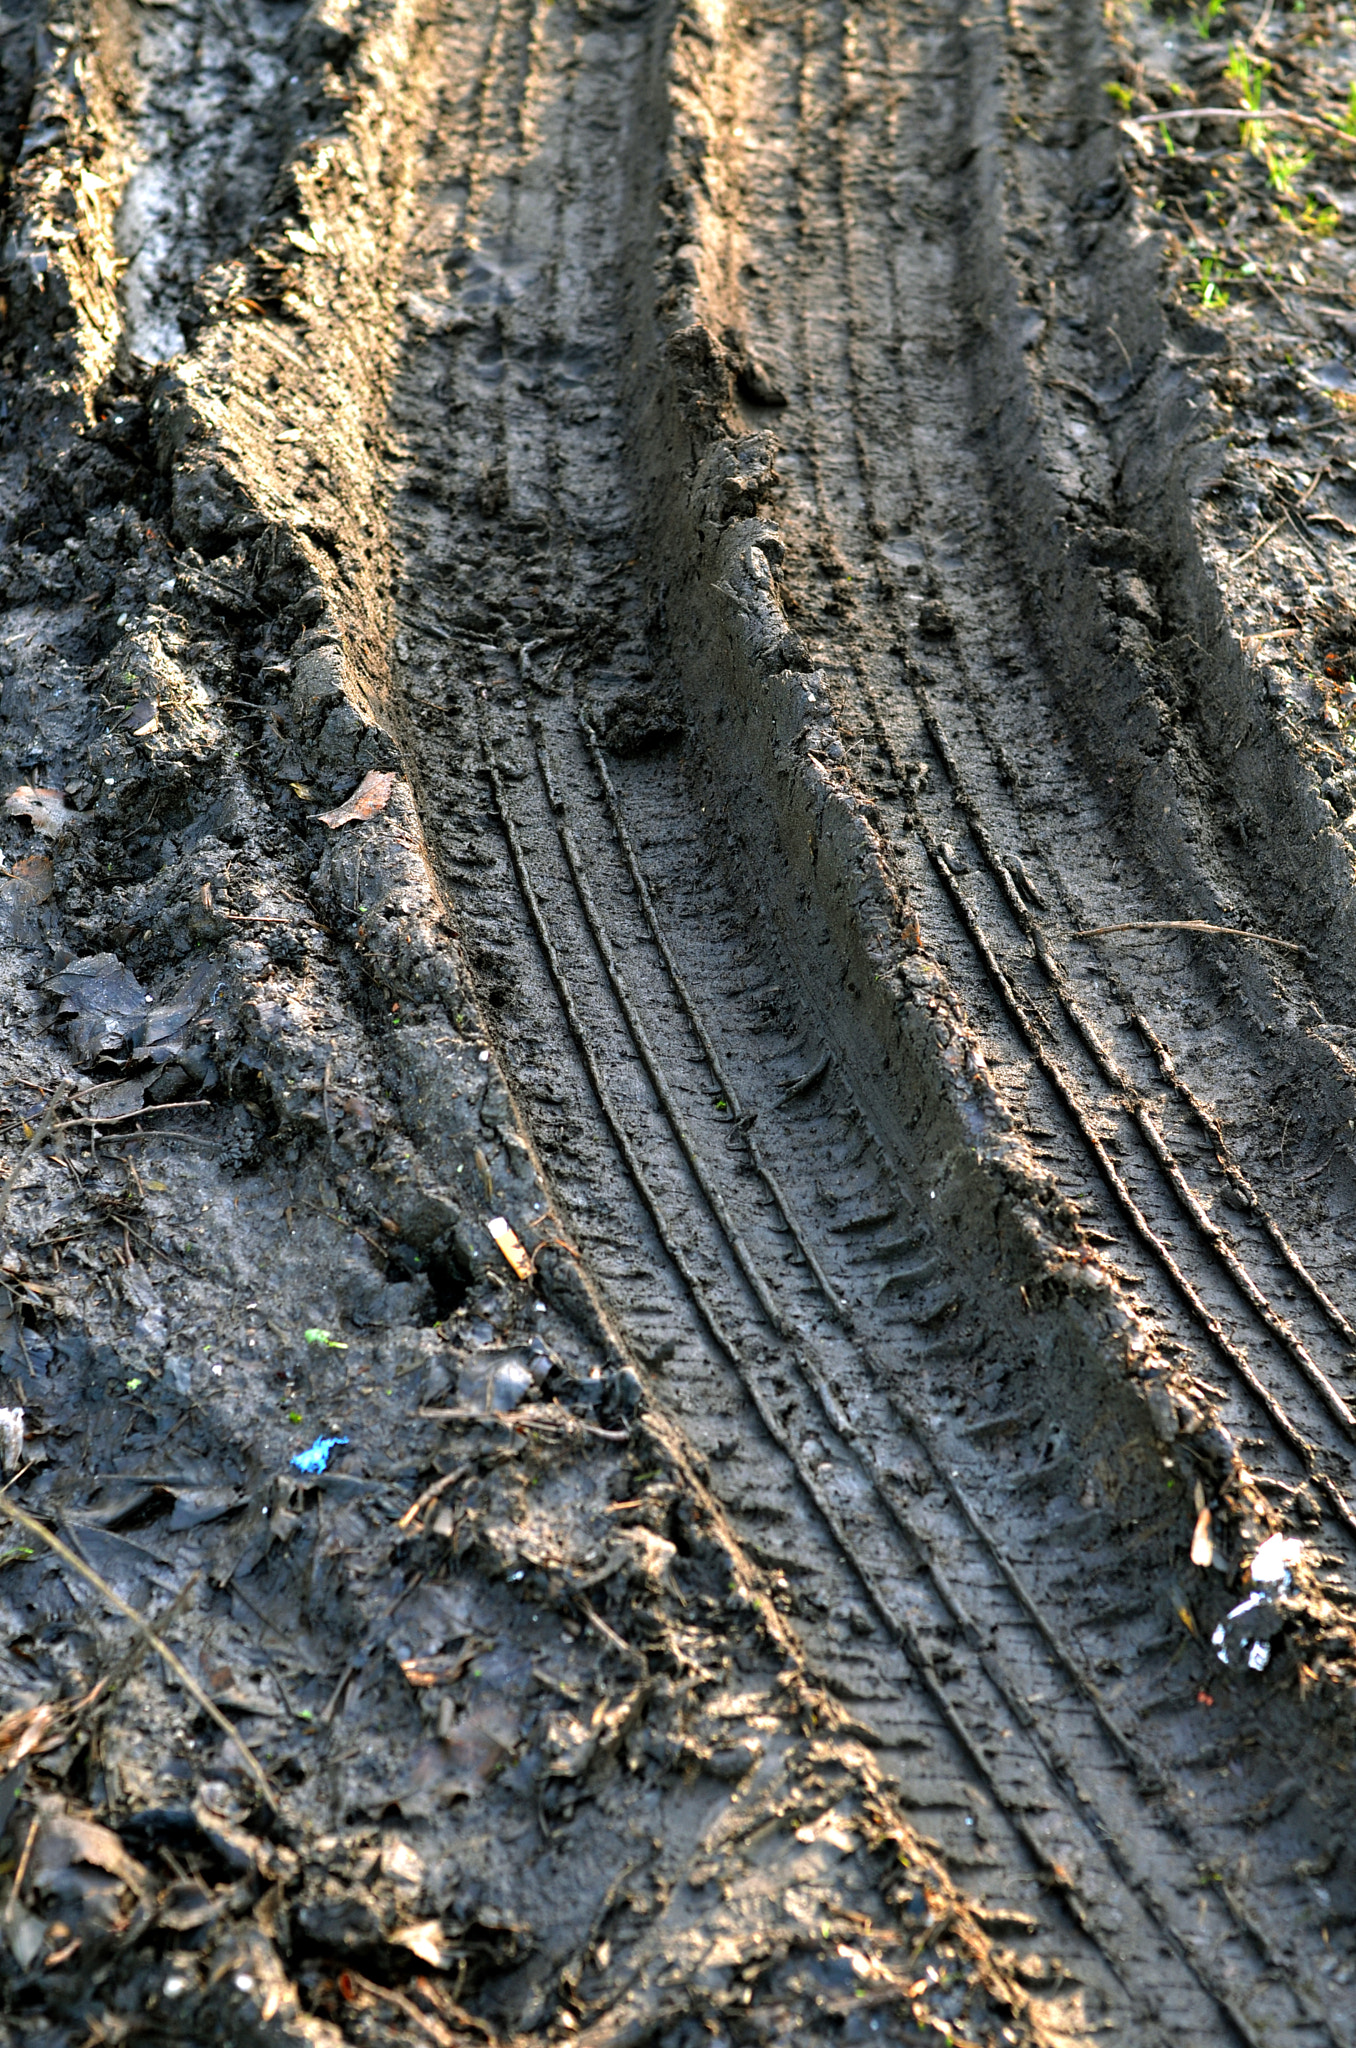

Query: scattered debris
315 770 397 829
290 1434 349 1475
0 1409 23 1472
389 1919 450 1968
1210 1535 1305 1672
457 1347 534 1413
486 1214 533 1281
4 786 73 839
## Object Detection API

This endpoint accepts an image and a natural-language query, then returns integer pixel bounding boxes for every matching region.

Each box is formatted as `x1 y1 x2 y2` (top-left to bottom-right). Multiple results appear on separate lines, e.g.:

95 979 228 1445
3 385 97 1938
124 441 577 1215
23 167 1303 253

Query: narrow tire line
913 678 1356 1442
478 704 1195 2037
530 724 792 1343
576 711 853 1325
860 671 1347 1514
1126 991 1356 1355
531 709 1308 2046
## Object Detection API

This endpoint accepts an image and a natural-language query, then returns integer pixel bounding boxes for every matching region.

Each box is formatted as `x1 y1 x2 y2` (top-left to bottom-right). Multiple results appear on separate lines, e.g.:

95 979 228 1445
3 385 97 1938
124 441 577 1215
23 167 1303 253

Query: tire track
479 682 1311 2046
386 0 1356 2034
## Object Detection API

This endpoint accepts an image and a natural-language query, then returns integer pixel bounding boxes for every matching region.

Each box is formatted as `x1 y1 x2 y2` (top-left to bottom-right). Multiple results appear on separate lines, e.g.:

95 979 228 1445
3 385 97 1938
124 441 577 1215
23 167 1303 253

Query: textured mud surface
3 0 1356 2041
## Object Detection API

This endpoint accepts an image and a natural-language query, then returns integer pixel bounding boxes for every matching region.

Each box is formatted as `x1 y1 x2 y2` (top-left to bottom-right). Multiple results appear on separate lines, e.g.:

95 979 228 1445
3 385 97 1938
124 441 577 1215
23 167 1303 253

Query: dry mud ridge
4 0 1356 2042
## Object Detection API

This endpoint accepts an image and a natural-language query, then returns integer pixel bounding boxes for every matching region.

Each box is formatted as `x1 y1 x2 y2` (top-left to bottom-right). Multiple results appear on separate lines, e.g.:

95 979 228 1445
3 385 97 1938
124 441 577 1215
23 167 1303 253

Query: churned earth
2 0 1356 2042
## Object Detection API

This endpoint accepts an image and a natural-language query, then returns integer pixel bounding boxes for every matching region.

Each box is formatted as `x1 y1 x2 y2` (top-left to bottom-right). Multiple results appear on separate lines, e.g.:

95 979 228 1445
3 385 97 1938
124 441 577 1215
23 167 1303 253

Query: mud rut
5 0 1356 2041
386 0 1356 2036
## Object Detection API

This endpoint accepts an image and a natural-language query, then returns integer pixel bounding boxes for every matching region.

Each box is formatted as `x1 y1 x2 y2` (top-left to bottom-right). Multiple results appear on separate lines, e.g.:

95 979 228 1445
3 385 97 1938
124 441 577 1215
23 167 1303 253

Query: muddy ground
2 0 1356 2042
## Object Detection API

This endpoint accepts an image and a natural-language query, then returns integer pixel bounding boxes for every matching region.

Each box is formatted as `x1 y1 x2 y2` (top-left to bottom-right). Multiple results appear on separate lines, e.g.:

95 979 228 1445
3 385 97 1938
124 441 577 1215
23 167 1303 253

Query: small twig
779 1050 832 1103
199 881 320 928
417 1404 630 1441
5 1810 39 1925
0 1082 72 1229
1074 918 1311 958
52 1102 211 1132
528 1232 580 1274
0 1498 275 1810
1122 105 1356 145
102 1132 219 1149
574 1593 645 1670
396 1461 472 1532
1234 512 1290 568
338 1971 459 2048
95 1575 200 1713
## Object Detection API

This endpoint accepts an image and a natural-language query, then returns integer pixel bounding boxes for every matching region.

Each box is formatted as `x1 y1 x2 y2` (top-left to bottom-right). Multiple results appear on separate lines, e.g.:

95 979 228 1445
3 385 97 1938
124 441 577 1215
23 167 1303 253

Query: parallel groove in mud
480 690 1276 2041
379 0 1356 2038
708 5 1356 2011
14 0 1356 2037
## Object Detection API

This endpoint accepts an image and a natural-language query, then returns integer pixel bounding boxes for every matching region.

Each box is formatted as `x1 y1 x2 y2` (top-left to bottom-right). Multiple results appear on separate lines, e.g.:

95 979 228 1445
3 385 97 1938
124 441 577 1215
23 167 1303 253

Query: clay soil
2 1 1356 2043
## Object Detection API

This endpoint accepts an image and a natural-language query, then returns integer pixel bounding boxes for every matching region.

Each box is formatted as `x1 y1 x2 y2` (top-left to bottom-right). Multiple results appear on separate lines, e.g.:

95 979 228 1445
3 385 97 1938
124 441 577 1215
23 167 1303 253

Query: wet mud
2 0 1356 2042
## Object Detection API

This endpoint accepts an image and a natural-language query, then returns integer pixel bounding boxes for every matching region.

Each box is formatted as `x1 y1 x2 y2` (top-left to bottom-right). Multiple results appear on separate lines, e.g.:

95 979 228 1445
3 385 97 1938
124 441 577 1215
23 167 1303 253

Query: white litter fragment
1248 1534 1304 1585
0 1408 24 1473
1210 1535 1304 1672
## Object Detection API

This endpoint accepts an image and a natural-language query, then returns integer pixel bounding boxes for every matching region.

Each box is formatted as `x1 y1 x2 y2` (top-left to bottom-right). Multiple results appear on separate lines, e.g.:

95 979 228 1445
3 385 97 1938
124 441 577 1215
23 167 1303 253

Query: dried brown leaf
315 770 396 829
390 1920 450 1969
10 855 53 905
31 1808 147 1894
5 787 72 840
0 1701 62 1769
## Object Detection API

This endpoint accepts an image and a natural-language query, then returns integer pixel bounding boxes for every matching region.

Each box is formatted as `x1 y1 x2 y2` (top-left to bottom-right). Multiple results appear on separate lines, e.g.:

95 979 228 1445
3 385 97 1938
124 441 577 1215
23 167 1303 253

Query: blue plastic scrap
291 1434 349 1475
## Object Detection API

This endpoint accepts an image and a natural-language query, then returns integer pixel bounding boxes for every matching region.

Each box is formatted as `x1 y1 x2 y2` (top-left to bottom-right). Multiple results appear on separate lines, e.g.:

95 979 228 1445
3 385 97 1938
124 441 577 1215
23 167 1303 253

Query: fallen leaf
45 953 148 1065
315 770 396 829
381 1840 424 1887
340 1094 375 1132
486 1216 532 1282
31 1808 148 1894
3 1895 47 1969
0 1701 61 1769
10 855 53 904
121 697 159 737
389 1920 449 1969
5 787 72 839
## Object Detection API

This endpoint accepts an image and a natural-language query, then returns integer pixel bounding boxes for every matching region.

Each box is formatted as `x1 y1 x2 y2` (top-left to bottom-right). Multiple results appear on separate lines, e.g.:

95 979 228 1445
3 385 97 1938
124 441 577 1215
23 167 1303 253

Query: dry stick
4 1810 39 1929
1074 918 1311 958
52 1101 211 1132
338 1970 458 2048
396 1460 472 1532
199 881 320 928
1122 105 1356 145
0 1082 71 1229
575 1593 644 1669
1249 0 1276 45
95 1574 200 1714
0 1497 275 1810
1234 464 1331 569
